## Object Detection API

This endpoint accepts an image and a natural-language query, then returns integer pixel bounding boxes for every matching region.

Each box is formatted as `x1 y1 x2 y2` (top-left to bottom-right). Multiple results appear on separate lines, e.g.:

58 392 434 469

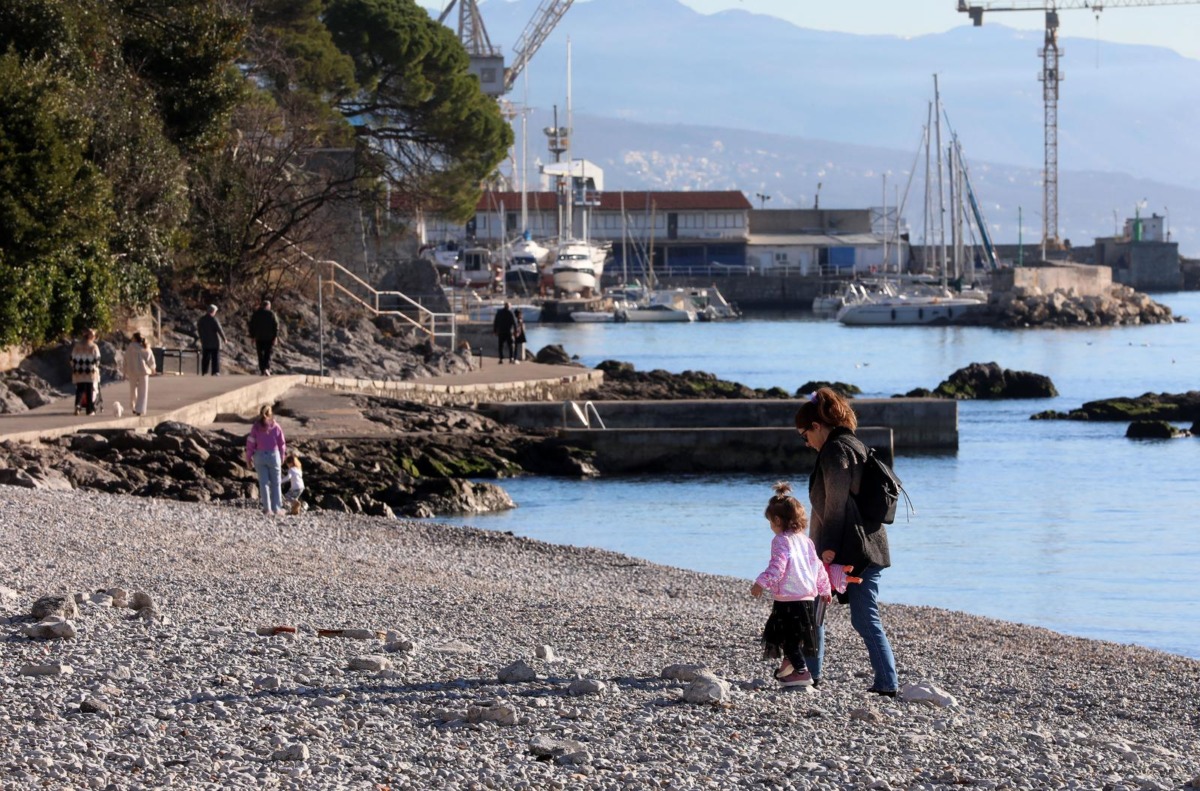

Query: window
774 252 789 263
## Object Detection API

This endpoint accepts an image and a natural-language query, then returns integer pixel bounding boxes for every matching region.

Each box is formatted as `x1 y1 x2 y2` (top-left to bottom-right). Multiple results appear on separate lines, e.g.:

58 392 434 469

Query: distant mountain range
467 0 1200 253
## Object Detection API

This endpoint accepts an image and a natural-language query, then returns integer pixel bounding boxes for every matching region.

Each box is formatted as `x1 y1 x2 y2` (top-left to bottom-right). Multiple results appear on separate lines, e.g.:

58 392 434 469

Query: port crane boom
437 0 575 97
957 0 1200 247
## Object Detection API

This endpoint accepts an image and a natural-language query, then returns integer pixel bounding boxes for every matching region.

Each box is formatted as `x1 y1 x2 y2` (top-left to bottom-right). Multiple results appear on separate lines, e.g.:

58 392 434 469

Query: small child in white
282 454 305 515
750 481 831 688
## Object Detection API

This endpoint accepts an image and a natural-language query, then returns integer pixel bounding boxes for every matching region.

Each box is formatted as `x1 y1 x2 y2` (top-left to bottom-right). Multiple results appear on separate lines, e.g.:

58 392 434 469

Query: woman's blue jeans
807 564 898 691
253 450 282 514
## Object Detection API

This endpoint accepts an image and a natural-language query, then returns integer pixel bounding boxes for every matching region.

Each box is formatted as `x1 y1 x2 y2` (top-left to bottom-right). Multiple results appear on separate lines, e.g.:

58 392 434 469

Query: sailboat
837 76 991 327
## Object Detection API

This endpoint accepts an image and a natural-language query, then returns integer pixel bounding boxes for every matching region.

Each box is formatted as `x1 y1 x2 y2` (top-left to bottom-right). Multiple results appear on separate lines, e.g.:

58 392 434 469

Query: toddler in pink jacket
750 482 831 688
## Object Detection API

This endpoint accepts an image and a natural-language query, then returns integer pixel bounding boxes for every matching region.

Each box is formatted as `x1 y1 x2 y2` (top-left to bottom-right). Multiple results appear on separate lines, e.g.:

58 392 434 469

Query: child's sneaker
774 660 795 679
778 668 814 687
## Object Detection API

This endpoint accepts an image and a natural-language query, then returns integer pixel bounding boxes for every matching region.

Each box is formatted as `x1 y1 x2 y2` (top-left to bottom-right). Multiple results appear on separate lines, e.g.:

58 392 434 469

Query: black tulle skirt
761 599 825 660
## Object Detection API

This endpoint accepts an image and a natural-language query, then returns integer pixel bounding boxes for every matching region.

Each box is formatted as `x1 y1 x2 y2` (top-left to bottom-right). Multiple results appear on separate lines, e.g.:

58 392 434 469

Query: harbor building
746 207 905 276
1093 213 1182 292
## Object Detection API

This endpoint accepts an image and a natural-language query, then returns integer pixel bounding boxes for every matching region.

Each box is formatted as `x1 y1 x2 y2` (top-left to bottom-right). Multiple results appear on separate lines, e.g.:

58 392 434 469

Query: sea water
433 291 1200 659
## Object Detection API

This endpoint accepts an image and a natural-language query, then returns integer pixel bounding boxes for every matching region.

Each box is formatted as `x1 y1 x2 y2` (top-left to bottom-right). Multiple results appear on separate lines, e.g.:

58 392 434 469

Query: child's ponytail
764 481 808 533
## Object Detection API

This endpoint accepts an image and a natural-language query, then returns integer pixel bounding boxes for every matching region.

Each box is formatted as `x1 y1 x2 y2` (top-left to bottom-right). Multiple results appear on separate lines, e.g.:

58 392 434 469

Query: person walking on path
123 332 156 416
245 404 286 515
248 299 279 375
70 329 101 416
795 387 899 696
197 305 227 375
512 308 528 364
492 301 516 364
750 481 831 688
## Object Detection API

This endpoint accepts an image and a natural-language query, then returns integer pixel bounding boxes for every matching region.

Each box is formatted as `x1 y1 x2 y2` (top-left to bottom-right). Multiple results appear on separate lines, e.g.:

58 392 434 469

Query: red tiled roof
475 190 752 212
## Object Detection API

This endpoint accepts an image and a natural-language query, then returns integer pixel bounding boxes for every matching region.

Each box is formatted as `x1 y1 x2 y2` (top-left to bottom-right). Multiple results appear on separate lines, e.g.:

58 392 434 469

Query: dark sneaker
778 669 814 687
868 687 897 697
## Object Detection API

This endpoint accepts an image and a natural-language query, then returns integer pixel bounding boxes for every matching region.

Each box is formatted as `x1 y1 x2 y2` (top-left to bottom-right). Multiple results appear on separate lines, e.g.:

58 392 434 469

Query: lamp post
755 192 771 210
814 182 822 211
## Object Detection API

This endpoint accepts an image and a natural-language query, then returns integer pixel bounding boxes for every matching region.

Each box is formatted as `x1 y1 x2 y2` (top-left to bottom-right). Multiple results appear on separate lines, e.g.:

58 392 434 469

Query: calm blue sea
434 292 1200 659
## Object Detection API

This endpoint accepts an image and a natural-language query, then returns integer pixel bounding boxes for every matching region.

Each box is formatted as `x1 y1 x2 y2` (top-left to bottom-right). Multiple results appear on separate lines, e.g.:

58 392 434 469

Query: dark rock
900 388 935 398
932 362 1057 400
796 381 862 398
1125 420 1186 439
517 441 600 477
362 498 396 518
585 360 785 401
406 478 515 516
32 595 78 621
1034 391 1200 421
69 434 110 455
534 344 573 365
320 494 351 512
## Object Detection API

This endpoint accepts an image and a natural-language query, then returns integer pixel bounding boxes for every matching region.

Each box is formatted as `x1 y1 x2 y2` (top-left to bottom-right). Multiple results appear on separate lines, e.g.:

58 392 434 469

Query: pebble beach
2 486 1198 791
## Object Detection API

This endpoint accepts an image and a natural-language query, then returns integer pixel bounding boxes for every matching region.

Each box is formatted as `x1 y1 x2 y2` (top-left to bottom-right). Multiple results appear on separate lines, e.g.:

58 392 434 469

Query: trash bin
152 346 166 373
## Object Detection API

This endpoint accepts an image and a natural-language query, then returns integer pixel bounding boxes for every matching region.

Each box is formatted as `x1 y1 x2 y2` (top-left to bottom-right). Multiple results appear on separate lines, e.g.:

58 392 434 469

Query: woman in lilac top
245 404 286 515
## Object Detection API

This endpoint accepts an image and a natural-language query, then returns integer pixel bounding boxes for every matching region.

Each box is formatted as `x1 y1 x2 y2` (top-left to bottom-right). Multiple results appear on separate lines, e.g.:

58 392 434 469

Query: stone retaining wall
302 371 604 406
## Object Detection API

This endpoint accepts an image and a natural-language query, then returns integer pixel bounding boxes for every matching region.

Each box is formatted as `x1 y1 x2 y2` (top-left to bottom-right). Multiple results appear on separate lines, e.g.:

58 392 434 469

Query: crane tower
958 0 1200 248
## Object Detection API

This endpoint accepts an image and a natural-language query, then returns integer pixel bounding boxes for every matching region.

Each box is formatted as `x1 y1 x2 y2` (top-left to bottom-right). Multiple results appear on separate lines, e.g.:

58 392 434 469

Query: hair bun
772 481 792 497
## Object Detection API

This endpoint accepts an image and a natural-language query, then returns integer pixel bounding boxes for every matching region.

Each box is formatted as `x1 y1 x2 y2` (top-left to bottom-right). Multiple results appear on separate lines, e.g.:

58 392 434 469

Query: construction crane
437 0 575 98
957 0 1200 248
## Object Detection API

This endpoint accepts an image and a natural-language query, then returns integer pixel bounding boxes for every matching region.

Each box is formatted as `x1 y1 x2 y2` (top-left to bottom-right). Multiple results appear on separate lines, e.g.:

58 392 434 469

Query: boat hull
619 307 695 322
836 299 987 326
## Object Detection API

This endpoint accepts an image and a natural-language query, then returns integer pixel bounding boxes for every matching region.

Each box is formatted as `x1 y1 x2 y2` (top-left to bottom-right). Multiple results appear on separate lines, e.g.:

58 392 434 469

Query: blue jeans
807 564 898 691
253 450 282 513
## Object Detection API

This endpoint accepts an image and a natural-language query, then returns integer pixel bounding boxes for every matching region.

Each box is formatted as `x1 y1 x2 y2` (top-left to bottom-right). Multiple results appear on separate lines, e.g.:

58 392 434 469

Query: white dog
113 401 124 418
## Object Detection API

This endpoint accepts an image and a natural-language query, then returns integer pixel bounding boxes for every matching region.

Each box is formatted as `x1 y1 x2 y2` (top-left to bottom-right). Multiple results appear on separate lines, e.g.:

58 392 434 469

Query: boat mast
933 74 947 290
923 101 932 278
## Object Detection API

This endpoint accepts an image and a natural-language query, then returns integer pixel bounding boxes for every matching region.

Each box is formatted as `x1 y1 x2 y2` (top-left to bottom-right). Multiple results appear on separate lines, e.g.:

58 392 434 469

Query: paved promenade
0 362 598 444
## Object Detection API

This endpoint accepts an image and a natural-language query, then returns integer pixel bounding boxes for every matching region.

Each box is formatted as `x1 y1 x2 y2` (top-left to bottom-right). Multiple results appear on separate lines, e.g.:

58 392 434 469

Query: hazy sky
677 0 1200 60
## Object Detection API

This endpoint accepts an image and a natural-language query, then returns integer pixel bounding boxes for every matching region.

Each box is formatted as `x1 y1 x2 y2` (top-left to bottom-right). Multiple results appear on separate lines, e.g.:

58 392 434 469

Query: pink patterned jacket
755 531 832 602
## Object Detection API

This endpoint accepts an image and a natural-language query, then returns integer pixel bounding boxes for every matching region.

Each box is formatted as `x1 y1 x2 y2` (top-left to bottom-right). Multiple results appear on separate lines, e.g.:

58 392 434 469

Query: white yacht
835 291 987 326
618 289 696 322
551 240 607 296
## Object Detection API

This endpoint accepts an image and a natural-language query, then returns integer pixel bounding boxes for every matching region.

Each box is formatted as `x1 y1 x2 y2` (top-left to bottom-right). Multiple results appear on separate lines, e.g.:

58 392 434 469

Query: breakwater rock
992 284 1176 328
583 361 791 400
1031 390 1200 422
902 362 1057 399
1126 420 1191 439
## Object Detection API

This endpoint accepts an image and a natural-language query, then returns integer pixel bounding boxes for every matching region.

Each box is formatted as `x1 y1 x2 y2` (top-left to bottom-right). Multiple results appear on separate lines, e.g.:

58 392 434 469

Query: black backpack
854 448 912 525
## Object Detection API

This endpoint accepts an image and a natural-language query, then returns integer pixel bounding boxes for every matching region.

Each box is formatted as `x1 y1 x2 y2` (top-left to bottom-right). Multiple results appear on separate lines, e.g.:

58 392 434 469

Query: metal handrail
316 257 456 348
563 400 605 429
252 218 456 347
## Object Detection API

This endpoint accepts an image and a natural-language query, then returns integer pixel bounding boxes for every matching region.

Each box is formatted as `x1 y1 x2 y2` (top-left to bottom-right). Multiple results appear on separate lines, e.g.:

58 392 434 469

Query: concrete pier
479 397 958 451
480 397 956 475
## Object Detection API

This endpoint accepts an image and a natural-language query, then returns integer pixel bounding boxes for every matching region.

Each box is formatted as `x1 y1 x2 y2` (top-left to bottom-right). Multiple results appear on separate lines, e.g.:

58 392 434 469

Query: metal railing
563 400 605 429
313 257 456 348
254 219 457 349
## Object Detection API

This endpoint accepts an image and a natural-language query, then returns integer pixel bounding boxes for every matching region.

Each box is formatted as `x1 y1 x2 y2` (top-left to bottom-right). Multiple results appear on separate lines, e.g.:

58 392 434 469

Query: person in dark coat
492 301 516 364
795 387 898 696
248 299 279 375
197 305 227 375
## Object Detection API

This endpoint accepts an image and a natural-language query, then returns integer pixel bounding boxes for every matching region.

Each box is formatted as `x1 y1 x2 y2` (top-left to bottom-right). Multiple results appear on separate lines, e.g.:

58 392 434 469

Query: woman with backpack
795 387 898 696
